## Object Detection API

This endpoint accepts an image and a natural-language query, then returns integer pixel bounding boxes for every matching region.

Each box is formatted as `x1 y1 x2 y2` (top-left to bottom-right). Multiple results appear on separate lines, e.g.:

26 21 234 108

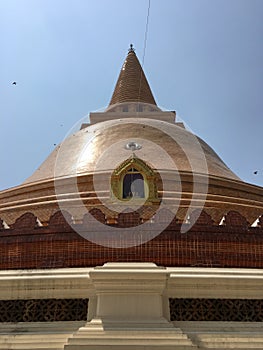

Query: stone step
198 335 263 341
0 339 67 349
200 345 263 349
0 341 66 347
67 338 194 345
0 332 69 350
203 349 263 350
0 322 85 334
0 335 69 341
0 345 64 350
65 346 197 350
196 333 263 349
71 332 191 339
200 338 263 343
0 348 63 350
174 321 263 333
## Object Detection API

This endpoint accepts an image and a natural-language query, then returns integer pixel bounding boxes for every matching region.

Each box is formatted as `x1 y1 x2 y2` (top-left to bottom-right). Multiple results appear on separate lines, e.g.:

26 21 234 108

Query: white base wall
0 263 263 349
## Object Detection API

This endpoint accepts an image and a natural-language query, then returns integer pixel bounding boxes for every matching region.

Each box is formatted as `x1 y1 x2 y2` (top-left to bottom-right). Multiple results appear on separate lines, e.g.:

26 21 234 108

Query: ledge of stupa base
64 317 197 350
65 345 196 350
78 316 177 331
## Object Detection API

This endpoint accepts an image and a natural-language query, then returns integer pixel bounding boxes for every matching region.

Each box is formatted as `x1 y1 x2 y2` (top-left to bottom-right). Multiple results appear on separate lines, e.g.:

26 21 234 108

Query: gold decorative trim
111 155 159 203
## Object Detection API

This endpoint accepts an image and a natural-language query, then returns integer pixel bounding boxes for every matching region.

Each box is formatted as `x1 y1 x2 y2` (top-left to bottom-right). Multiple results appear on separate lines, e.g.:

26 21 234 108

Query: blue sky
1 0 262 190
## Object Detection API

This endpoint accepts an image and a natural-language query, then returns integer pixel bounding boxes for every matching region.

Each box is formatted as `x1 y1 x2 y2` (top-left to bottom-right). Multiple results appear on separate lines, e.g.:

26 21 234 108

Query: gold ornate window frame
111 156 159 203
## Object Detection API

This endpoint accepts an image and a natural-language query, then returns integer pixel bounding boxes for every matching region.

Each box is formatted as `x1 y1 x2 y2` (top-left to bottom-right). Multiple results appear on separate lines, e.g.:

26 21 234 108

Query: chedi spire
109 44 156 106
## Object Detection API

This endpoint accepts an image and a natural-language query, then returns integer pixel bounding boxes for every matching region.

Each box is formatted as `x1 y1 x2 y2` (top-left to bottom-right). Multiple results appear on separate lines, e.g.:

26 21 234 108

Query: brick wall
0 210 262 270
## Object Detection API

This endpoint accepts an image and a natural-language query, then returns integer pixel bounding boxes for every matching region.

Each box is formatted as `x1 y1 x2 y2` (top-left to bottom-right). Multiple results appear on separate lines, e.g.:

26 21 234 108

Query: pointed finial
128 44 135 53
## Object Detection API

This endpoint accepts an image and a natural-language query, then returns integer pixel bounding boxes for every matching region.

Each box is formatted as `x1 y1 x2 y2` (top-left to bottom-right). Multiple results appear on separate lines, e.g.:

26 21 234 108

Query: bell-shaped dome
24 117 240 184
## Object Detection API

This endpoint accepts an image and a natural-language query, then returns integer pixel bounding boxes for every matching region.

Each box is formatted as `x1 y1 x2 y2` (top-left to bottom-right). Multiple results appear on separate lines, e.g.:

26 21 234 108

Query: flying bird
12 82 17 85
254 171 258 175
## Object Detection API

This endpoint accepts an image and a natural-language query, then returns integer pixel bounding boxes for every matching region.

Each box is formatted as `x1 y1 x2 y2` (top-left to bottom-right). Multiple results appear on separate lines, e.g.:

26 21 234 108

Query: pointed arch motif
12 212 40 230
111 156 159 202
